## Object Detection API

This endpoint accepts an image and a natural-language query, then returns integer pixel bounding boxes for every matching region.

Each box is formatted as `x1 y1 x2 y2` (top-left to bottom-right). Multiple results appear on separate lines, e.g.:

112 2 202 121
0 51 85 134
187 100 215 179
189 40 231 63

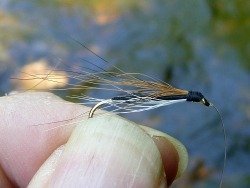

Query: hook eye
201 98 210 106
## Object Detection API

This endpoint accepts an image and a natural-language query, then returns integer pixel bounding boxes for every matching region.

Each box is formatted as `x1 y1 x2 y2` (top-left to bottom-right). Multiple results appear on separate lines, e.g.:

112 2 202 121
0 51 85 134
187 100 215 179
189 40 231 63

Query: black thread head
187 91 210 106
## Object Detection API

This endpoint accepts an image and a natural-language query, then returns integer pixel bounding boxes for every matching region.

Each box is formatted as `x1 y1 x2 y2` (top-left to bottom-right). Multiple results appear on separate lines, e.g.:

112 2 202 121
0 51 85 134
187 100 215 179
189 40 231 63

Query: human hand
0 92 188 187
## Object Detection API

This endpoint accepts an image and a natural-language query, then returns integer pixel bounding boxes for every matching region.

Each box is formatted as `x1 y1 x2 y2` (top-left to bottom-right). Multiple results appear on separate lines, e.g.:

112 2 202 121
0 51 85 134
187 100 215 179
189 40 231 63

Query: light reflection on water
1 0 250 186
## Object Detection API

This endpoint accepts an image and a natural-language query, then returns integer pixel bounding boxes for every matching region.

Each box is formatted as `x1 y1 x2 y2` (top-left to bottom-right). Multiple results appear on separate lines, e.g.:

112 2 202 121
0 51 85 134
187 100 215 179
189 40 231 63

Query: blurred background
0 0 249 187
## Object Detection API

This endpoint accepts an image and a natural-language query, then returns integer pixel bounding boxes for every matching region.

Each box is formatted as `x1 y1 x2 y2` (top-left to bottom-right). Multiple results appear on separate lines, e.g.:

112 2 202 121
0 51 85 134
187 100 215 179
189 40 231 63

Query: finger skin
28 115 185 188
30 115 166 187
0 92 187 187
0 92 86 187
0 164 13 188
139 126 188 179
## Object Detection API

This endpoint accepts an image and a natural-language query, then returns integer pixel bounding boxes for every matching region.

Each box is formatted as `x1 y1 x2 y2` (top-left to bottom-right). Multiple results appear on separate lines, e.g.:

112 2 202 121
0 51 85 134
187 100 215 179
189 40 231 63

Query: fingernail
139 126 188 179
49 115 165 187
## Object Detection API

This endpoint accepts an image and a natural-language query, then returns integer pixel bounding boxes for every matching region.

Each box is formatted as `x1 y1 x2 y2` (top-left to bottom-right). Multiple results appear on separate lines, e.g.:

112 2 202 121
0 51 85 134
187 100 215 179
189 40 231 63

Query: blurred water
0 0 250 187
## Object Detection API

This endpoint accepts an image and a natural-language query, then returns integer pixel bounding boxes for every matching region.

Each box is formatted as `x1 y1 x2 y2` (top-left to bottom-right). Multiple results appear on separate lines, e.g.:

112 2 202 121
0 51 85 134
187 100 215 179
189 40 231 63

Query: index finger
0 92 86 187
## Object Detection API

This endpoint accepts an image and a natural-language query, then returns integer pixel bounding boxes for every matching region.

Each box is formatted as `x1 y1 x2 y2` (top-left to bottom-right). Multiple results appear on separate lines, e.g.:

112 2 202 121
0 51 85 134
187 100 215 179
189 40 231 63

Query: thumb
28 115 187 188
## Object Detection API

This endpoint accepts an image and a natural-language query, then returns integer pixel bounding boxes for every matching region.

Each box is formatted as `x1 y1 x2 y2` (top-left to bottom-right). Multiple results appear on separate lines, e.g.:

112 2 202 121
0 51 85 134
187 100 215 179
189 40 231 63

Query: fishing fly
14 40 227 187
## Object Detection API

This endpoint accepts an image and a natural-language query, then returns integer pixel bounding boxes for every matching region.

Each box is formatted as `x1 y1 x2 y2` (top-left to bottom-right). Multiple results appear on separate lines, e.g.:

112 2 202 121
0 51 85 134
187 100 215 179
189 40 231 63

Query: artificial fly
14 39 227 187
89 85 210 118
